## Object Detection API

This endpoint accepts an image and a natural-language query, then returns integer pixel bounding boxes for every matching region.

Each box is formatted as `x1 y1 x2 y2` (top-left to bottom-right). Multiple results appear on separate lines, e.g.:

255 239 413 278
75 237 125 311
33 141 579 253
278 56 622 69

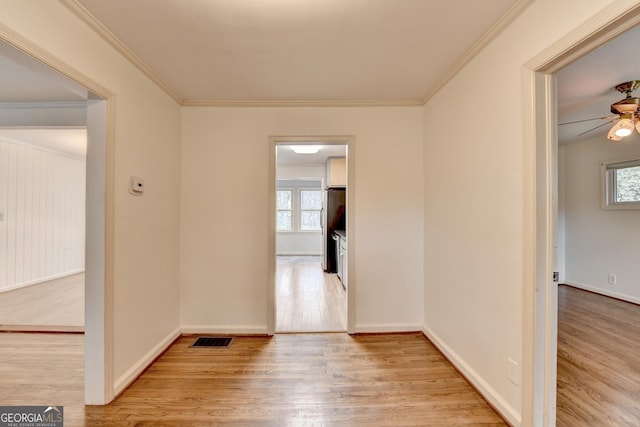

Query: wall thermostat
128 176 144 196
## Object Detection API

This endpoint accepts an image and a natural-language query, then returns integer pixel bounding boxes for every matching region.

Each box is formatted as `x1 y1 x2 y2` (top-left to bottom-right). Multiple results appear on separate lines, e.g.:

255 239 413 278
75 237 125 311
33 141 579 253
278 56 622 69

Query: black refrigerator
322 188 346 273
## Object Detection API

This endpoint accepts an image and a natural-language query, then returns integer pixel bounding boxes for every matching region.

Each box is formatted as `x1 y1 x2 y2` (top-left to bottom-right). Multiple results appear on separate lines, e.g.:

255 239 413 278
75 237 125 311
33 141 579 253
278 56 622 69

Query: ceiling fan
559 80 640 141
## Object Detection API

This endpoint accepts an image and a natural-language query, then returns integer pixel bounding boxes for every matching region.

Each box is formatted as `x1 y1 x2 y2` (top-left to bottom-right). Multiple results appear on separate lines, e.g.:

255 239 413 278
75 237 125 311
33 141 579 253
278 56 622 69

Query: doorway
268 136 355 335
0 38 111 404
0 127 86 332
526 6 640 425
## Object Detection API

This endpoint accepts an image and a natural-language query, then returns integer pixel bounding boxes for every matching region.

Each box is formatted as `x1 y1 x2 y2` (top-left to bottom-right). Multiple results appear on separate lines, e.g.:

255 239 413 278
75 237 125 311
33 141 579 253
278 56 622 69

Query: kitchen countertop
333 230 346 239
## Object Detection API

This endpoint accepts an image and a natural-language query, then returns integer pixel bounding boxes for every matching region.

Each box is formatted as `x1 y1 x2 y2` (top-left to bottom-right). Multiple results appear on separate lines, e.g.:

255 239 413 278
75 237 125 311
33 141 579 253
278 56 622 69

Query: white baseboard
354 323 422 334
113 327 181 397
422 325 520 427
113 325 267 397
0 269 84 294
181 325 269 335
563 281 640 305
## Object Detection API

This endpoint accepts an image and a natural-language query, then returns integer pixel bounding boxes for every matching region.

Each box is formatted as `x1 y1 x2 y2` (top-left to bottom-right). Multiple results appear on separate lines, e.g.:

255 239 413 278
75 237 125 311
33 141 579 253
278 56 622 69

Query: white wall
181 106 424 332
0 1 182 398
0 139 85 291
563 134 640 303
558 145 566 283
421 0 622 424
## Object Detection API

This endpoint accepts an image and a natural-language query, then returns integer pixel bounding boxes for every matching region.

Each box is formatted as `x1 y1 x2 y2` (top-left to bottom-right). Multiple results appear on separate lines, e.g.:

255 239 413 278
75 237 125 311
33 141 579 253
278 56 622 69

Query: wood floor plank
0 332 506 426
557 285 640 426
0 273 84 331
276 256 346 333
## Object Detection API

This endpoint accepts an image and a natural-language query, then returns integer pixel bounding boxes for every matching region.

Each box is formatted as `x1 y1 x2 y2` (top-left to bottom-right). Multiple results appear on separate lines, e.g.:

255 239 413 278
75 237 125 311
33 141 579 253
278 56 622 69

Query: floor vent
191 336 233 348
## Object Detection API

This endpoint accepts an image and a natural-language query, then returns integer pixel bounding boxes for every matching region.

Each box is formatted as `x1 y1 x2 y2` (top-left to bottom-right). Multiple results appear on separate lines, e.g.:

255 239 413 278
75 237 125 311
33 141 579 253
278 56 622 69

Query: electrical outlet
608 273 616 285
508 358 519 386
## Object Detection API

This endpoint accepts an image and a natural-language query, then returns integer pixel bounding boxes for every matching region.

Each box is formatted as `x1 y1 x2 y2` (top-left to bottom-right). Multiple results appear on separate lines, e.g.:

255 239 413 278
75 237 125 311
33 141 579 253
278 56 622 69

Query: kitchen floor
276 256 347 332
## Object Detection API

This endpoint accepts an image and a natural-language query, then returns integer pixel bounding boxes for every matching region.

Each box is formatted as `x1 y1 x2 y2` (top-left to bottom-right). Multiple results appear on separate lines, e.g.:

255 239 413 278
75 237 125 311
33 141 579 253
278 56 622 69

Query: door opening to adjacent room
270 138 352 334
552 21 640 425
0 38 110 405
528 8 640 425
0 127 87 332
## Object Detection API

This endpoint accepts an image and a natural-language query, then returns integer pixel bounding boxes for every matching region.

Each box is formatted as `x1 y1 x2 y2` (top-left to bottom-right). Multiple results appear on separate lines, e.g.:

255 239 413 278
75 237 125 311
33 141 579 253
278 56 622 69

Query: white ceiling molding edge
421 0 535 105
58 0 183 105
182 99 424 108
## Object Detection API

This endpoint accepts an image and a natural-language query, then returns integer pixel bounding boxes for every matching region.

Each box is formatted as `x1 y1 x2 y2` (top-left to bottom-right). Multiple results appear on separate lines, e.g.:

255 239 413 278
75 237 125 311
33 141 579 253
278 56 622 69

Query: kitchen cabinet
339 235 347 290
325 157 346 188
334 230 347 290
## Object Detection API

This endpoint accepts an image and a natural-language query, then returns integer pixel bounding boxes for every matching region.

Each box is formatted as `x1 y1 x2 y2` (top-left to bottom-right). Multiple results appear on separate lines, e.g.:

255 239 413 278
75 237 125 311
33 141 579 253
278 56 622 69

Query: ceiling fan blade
559 115 619 126
577 119 617 136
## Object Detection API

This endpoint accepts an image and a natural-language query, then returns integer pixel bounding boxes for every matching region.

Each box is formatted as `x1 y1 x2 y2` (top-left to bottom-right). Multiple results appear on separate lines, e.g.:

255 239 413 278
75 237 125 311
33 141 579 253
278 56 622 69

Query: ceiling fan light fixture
563 80 640 142
607 125 623 141
615 127 633 137
614 117 635 137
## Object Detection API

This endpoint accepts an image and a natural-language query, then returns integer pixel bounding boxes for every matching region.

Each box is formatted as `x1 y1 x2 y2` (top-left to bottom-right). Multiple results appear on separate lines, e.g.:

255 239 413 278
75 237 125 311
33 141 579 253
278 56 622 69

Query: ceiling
70 0 522 104
557 24 640 145
0 39 88 157
277 144 346 167
0 41 88 102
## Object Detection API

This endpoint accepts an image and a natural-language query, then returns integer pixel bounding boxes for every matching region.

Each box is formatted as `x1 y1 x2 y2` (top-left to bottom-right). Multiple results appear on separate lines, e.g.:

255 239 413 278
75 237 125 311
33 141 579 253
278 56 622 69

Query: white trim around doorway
522 3 640 425
268 135 356 335
0 23 115 405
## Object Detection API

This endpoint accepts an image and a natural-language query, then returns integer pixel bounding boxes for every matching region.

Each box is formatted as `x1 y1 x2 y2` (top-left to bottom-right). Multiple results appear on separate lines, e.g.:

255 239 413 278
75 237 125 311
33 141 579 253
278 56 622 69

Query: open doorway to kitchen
269 137 354 334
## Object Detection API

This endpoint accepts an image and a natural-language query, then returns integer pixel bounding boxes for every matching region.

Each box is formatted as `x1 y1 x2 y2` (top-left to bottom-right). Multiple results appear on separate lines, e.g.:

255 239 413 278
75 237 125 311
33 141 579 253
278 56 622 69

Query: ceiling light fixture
291 145 320 154
607 81 640 141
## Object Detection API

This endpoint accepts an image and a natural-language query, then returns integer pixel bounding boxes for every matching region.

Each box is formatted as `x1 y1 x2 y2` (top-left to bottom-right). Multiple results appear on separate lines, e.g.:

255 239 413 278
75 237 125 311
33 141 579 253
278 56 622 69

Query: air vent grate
191 337 233 348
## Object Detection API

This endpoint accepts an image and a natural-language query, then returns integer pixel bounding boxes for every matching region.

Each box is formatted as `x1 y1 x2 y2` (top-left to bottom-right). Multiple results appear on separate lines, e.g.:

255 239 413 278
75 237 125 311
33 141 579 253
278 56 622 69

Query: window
300 190 322 231
602 158 640 209
276 190 292 231
276 184 323 232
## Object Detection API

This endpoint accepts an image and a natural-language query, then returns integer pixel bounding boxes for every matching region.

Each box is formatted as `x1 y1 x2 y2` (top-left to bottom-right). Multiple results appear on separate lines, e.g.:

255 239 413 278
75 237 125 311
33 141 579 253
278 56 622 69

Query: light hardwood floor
276 256 347 332
0 331 506 426
557 285 640 425
0 273 84 332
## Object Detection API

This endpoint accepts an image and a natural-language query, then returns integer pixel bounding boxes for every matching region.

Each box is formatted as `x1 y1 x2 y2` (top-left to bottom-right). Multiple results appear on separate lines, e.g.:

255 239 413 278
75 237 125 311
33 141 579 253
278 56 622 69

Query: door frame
268 135 356 335
523 4 640 425
0 27 115 404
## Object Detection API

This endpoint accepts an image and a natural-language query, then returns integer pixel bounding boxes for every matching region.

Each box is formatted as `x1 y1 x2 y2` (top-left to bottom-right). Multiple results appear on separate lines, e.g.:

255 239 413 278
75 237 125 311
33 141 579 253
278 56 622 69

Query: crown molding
58 0 183 105
182 98 424 108
421 0 535 104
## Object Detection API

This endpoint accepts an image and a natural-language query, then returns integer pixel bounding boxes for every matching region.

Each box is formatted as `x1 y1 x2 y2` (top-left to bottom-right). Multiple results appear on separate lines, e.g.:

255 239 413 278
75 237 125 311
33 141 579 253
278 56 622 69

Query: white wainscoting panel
0 139 85 291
